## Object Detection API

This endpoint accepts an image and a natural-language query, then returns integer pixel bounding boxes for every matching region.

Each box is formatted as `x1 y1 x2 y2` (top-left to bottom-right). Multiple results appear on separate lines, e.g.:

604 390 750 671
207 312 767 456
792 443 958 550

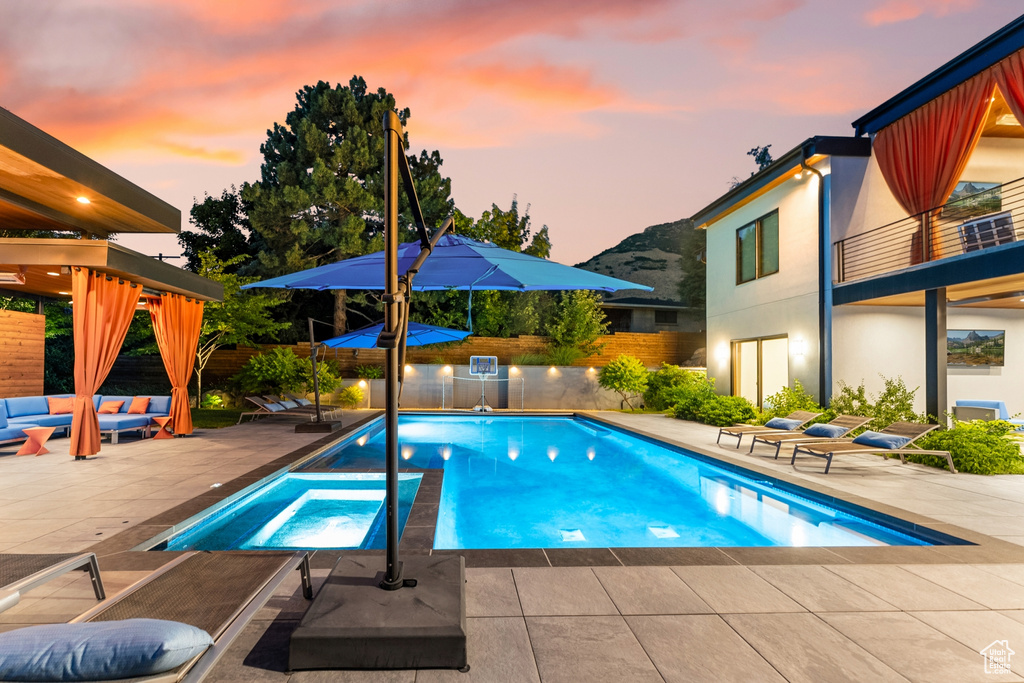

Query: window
654 310 677 325
732 336 789 408
736 210 779 284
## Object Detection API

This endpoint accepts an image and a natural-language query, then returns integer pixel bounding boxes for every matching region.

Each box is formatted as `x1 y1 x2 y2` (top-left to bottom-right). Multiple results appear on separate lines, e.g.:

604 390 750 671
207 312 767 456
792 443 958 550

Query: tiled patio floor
3 411 1024 681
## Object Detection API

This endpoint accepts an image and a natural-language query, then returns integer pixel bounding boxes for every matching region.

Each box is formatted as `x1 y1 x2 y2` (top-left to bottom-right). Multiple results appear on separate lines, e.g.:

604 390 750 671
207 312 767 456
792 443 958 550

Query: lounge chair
0 552 105 613
790 421 955 474
237 396 295 424
0 551 312 683
748 415 872 458
716 411 822 448
262 395 310 411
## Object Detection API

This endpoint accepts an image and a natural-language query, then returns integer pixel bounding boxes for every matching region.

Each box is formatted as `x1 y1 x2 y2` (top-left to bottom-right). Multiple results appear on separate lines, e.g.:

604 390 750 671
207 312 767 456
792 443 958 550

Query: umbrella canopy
322 321 470 348
242 234 653 293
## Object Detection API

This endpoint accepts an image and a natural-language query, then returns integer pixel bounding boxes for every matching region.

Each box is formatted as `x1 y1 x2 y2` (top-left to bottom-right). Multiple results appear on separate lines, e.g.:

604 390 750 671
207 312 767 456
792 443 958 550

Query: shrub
545 345 585 366
200 393 224 409
231 347 341 395
758 380 823 424
337 385 365 409
354 364 384 380
666 373 717 419
914 419 1024 474
677 394 757 427
871 375 927 429
598 355 649 409
829 381 872 419
644 364 704 411
510 353 548 366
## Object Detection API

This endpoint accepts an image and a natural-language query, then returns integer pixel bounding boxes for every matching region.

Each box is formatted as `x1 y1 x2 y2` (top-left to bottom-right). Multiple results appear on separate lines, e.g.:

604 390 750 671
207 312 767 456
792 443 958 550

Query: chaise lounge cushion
851 430 912 450
0 618 213 681
803 423 848 439
764 417 802 430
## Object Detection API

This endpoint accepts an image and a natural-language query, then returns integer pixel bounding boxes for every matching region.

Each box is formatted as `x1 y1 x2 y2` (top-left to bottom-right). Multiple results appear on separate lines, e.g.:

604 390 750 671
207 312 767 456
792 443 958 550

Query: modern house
694 13 1024 419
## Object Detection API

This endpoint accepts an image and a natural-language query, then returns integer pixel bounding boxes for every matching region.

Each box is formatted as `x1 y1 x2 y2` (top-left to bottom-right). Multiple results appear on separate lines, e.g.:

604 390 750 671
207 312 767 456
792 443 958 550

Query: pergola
0 106 222 458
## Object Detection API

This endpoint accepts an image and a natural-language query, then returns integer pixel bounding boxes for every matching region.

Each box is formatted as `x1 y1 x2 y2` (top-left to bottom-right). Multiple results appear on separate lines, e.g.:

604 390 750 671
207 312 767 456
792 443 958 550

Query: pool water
300 415 933 549
160 473 421 551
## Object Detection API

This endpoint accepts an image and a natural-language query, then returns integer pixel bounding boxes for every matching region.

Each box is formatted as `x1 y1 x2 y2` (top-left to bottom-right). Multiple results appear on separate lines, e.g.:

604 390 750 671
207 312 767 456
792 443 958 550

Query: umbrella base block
289 554 467 670
294 420 344 434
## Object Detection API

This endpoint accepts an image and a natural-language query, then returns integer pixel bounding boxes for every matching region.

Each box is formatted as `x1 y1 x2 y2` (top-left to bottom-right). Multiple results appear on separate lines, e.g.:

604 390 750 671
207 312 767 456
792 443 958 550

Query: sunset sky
2 0 1022 265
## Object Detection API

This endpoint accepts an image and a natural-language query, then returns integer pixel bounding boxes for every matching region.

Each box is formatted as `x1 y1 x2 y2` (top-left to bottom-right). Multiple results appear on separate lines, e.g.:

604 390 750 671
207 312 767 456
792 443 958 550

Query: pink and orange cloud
865 0 979 27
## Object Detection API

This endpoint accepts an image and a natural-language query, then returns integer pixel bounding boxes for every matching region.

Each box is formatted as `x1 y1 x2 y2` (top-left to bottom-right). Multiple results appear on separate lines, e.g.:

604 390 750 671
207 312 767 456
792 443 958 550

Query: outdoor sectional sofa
0 394 171 446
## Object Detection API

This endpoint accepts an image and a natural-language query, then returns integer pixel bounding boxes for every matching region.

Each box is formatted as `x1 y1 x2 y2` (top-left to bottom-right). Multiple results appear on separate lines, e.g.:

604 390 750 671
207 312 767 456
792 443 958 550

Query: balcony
835 177 1024 284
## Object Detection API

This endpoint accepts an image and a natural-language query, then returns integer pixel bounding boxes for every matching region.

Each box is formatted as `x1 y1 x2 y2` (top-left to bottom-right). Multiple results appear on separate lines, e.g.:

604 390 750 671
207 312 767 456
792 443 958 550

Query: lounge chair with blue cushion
0 552 105 614
716 410 822 448
748 415 872 458
0 551 312 683
285 392 314 407
953 400 1024 431
237 396 293 424
790 421 954 474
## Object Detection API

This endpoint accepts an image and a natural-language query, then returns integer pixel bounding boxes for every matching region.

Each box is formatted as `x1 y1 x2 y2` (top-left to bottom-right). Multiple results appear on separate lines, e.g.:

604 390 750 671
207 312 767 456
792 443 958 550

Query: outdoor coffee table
16 426 56 456
151 416 174 440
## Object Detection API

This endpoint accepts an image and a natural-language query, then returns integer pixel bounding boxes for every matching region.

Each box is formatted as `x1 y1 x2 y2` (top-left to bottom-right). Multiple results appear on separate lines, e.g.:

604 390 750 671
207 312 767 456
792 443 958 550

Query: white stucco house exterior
694 14 1024 419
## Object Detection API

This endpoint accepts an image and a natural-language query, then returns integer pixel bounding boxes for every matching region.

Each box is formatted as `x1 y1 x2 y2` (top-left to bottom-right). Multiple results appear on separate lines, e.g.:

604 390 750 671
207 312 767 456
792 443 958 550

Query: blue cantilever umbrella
322 321 470 348
242 234 652 329
243 234 651 293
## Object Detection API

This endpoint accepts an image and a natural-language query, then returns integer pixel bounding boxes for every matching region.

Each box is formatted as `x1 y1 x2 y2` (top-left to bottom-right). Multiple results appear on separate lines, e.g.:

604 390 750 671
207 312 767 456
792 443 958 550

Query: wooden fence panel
0 310 44 397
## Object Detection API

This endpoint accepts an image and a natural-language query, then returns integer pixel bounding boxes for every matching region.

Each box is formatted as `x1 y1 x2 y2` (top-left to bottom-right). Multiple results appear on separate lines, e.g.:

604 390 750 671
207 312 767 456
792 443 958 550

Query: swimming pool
292 414 939 549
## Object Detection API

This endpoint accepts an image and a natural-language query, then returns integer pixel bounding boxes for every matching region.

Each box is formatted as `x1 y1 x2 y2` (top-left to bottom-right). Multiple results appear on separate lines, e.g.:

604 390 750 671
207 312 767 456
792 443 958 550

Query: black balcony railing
835 176 1024 283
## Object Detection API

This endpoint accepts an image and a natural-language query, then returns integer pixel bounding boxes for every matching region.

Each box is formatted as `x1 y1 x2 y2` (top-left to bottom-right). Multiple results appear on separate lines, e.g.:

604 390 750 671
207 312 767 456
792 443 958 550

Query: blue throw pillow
764 417 801 430
852 430 912 450
0 401 7 430
803 423 848 439
0 619 212 681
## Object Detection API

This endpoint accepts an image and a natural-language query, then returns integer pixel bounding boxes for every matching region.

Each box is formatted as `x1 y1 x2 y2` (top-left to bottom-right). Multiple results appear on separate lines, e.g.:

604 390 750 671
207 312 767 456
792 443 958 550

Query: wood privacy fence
0 310 45 397
106 331 704 387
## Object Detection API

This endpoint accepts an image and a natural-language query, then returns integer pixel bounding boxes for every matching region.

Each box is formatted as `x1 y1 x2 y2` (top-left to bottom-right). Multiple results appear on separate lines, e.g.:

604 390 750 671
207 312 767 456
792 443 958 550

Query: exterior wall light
404 364 413 373
509 366 518 374
792 338 806 357
442 365 452 374
358 380 367 388
714 343 729 364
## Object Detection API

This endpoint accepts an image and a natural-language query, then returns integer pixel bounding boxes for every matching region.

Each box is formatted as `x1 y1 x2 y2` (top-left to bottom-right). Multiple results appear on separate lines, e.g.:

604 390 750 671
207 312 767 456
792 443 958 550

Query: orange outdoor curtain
873 74 994 261
148 293 204 436
993 51 1024 131
69 268 141 458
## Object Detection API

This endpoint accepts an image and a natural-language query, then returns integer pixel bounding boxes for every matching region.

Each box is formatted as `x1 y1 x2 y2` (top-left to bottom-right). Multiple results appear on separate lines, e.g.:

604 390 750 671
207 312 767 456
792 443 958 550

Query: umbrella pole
381 112 406 591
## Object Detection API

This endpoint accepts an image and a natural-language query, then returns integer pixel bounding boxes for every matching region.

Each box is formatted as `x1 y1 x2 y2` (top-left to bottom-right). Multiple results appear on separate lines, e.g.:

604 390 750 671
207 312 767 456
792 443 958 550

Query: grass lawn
191 407 245 429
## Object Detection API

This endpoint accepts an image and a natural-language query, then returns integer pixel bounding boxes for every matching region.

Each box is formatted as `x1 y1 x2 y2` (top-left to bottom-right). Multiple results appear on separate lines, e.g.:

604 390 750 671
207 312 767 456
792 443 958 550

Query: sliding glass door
732 336 789 408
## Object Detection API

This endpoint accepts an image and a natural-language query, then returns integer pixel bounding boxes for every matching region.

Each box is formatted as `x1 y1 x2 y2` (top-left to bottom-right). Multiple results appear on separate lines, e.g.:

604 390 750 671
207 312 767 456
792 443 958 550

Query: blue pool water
297 415 933 549
161 473 421 551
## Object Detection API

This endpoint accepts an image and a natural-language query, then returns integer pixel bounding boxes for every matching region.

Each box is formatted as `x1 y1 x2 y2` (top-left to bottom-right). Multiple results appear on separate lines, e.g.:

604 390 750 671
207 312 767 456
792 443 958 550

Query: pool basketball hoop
469 356 498 411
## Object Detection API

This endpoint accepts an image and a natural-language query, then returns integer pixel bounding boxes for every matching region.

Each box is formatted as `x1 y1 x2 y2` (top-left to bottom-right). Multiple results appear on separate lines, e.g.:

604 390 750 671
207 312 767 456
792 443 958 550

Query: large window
736 210 779 284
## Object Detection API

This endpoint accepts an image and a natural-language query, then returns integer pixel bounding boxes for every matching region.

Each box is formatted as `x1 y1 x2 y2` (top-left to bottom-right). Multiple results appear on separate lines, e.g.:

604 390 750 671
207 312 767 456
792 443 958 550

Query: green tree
194 250 289 400
179 188 258 273
242 77 454 335
748 144 774 171
599 355 649 409
546 291 609 356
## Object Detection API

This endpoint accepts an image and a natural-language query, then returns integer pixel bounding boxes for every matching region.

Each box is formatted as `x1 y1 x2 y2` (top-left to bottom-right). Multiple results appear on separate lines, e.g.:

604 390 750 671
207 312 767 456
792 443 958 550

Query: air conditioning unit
0 271 26 285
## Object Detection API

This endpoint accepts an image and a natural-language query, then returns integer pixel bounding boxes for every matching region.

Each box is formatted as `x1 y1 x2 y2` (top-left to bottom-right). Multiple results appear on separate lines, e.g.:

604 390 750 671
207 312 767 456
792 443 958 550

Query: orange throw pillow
47 396 74 415
98 400 125 414
127 397 151 414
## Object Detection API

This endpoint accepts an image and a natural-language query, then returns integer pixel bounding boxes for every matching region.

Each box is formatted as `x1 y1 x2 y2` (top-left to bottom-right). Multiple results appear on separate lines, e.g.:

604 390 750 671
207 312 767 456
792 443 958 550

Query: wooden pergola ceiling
846 271 1024 309
0 239 222 302
0 107 179 237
